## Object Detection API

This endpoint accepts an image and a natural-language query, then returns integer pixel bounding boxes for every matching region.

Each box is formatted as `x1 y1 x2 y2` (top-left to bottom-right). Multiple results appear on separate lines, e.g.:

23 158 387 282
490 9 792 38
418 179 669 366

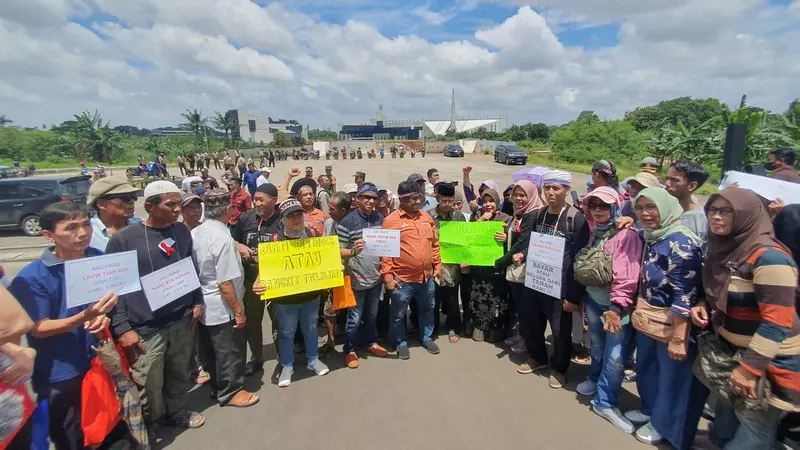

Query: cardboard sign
139 258 201 311
257 236 344 300
362 229 401 257
439 221 504 266
525 232 565 298
64 251 141 308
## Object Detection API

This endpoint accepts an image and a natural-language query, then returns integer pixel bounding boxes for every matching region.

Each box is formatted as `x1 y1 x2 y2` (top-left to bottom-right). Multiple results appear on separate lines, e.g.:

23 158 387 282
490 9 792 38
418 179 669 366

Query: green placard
439 221 504 266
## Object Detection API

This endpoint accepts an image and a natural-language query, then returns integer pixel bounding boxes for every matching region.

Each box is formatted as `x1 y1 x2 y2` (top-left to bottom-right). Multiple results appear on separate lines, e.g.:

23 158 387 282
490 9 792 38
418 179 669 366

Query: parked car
0 175 91 236
494 144 528 165
443 144 464 157
0 167 16 178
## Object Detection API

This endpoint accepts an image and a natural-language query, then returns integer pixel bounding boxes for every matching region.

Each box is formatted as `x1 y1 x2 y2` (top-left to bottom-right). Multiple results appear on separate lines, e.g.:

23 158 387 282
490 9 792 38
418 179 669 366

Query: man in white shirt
425 168 439 196
191 189 259 408
256 167 272 187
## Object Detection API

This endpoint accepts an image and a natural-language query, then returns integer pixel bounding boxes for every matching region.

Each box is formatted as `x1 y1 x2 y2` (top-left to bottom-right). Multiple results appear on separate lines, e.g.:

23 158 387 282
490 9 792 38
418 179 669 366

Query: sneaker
576 379 598 397
366 344 388 357
592 404 634 434
278 366 293 387
571 348 592 365
397 345 410 360
624 410 651 426
307 358 330 376
422 340 440 355
549 372 566 389
517 359 547 374
623 369 637 382
510 340 527 354
345 352 359 369
635 422 664 445
504 334 521 346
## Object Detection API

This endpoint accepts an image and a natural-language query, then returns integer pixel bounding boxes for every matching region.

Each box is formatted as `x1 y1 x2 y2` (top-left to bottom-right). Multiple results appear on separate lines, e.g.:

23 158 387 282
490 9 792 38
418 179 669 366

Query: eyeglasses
587 203 611 210
707 207 734 217
104 194 137 203
634 204 659 214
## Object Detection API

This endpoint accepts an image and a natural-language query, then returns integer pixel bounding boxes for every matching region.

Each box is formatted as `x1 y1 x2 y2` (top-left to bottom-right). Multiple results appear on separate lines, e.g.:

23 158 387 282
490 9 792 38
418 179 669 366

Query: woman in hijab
501 184 515 216
690 189 799 449
625 187 706 449
467 189 512 342
574 187 643 434
494 181 545 354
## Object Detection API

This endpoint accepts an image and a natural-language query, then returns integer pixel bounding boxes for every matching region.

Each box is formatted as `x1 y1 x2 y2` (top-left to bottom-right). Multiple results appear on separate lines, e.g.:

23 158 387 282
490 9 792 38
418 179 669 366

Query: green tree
523 122 550 140
52 110 120 162
308 129 338 141
0 115 12 127
180 108 207 148
212 110 236 143
503 125 526 141
624 97 726 132
272 131 292 147
550 120 646 164
722 107 796 164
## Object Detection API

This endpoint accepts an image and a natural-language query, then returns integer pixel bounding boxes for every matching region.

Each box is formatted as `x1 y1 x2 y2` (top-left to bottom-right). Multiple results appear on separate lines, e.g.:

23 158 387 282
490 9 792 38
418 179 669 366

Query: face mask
764 161 776 171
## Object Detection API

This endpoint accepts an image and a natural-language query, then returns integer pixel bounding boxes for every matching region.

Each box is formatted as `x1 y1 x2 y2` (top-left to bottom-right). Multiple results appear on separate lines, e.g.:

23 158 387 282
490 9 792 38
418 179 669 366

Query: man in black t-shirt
232 183 280 376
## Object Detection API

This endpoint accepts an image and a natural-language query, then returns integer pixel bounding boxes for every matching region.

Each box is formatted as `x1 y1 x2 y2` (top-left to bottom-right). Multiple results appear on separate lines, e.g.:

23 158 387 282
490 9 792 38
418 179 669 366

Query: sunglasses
587 202 611 210
104 194 137 203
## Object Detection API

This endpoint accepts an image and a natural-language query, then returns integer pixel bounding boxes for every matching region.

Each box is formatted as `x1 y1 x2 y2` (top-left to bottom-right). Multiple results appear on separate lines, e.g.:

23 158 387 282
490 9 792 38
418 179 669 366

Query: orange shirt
381 208 441 283
303 208 326 235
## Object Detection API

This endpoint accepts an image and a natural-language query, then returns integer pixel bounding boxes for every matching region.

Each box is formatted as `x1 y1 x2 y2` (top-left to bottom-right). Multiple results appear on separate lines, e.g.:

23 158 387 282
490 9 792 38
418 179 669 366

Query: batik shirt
640 231 703 317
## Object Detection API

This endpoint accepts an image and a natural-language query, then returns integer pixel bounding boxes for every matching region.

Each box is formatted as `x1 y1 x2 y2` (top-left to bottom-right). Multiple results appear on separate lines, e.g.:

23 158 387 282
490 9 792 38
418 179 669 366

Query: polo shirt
192 219 245 326
9 248 102 391
90 216 143 251
337 209 384 290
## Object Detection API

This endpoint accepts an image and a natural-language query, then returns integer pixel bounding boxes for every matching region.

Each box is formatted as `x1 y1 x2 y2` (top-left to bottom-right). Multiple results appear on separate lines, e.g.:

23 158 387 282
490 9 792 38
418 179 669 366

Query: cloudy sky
1 0 798 130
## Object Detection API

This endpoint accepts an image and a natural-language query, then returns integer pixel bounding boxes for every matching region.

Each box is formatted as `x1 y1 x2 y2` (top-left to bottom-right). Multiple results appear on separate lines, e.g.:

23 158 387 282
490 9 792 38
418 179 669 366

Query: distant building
338 106 423 140
228 109 309 144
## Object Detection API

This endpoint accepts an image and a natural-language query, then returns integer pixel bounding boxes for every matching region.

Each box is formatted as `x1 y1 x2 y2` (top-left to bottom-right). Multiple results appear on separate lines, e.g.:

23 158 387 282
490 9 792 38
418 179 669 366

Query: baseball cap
279 199 303 217
640 157 660 167
260 167 272 173
354 171 366 178
180 191 202 207
591 160 616 176
407 173 425 183
342 183 359 194
87 177 140 206
357 185 379 197
143 180 181 201
325 165 332 171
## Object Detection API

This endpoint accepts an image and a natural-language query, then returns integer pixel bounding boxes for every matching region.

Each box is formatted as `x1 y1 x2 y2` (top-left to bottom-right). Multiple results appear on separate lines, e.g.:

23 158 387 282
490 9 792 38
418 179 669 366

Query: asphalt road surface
3 155 686 450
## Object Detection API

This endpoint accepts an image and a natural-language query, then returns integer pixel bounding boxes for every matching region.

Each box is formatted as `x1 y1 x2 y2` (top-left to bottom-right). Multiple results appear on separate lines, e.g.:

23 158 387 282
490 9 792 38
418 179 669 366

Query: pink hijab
512 180 545 216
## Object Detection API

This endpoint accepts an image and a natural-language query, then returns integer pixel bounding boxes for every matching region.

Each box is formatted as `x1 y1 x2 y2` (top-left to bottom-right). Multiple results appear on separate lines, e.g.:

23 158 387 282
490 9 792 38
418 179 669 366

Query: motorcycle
333 150 339 160
368 149 376 159
325 151 331 160
380 148 385 159
421 148 426 158
342 149 347 160
410 149 416 158
391 148 397 158
399 149 405 159
314 151 320 160
349 150 355 159
356 150 362 159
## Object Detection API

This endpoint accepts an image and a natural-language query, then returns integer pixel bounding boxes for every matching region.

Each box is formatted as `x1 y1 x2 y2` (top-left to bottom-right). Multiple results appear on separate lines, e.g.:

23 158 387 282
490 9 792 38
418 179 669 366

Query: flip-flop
196 370 211 385
226 391 260 408
167 411 205 429
448 331 460 343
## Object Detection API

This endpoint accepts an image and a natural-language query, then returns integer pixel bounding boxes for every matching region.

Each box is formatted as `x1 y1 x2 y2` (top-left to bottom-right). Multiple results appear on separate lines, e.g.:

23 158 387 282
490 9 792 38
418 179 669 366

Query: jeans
585 296 631 409
389 277 435 347
275 299 321 367
345 284 382 353
197 321 246 406
710 401 784 449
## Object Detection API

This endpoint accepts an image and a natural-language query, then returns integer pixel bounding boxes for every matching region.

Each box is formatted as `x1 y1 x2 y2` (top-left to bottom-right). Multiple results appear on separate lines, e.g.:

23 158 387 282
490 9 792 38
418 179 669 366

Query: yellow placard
257 236 344 300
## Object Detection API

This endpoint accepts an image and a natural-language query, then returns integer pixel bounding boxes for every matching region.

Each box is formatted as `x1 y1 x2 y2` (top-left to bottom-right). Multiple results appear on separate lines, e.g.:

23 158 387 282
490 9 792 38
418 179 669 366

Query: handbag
505 221 526 283
692 331 773 411
332 276 357 311
81 325 129 447
631 297 673 344
573 235 614 287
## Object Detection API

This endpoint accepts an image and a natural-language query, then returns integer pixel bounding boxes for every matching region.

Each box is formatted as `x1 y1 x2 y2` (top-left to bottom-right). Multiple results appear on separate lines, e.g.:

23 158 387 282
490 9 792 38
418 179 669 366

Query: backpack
573 231 615 287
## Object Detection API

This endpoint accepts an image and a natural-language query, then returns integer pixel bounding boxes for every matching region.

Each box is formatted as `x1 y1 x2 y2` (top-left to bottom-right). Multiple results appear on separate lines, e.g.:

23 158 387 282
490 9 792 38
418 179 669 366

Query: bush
550 120 647 165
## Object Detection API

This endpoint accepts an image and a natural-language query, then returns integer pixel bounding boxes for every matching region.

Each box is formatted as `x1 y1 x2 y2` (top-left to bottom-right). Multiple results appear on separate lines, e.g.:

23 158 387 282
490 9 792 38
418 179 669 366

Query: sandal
226 391 260 408
195 370 210 385
245 361 263 377
448 330 460 344
167 410 205 429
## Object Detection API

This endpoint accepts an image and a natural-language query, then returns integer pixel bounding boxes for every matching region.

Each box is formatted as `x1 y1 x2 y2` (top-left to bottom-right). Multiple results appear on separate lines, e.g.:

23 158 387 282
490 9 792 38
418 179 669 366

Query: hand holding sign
84 292 118 320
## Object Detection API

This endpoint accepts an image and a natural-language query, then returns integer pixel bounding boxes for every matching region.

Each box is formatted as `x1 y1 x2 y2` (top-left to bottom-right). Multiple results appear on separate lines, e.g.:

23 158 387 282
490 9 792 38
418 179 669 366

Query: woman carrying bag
691 189 799 449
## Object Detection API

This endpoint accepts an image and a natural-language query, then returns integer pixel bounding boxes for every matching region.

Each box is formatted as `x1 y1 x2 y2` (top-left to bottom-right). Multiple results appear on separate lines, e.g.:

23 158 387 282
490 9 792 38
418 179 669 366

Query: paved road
2 155 693 449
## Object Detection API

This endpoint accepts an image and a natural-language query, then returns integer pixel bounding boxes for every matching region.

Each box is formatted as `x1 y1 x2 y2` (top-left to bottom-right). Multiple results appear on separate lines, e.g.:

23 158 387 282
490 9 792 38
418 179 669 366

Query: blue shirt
640 231 703 317
242 170 261 191
9 248 103 391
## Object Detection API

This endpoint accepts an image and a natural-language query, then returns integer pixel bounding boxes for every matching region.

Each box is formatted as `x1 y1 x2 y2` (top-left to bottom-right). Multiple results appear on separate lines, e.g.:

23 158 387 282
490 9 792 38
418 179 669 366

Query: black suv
443 144 464 157
494 144 528 165
0 175 91 236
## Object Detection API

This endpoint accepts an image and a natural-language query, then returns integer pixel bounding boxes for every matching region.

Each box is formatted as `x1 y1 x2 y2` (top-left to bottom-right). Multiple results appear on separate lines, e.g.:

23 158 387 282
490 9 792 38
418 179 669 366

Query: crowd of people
1 147 799 450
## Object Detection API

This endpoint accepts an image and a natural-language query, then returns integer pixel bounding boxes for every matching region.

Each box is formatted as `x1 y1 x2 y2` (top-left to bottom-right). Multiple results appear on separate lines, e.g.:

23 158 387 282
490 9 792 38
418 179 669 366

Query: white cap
260 167 272 173
144 180 181 200
342 183 359 194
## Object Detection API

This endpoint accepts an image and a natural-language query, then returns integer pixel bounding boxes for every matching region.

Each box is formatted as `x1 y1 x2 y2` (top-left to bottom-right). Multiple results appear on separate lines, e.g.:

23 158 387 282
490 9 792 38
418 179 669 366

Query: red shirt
230 189 252 225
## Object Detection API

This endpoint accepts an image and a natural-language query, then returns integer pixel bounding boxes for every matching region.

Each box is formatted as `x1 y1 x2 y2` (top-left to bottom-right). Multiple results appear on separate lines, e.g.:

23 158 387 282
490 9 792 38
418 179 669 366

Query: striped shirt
720 246 800 411
337 209 384 290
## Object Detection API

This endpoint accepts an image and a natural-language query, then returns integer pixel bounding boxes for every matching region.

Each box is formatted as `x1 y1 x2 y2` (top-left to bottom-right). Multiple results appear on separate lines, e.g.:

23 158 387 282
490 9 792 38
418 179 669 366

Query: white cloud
0 0 797 131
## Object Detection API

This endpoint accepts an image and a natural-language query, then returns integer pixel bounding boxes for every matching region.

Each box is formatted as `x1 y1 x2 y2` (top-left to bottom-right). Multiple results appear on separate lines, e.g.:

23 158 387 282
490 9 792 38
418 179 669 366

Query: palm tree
212 110 236 143
0 115 12 127
180 108 207 148
69 110 120 162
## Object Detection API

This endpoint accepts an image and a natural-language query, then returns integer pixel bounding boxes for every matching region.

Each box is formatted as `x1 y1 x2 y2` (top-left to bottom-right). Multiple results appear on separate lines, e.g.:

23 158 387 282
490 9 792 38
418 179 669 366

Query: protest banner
64 251 141 308
362 228 401 257
139 257 201 311
525 232 565 298
719 171 800 205
439 221 504 266
257 236 344 300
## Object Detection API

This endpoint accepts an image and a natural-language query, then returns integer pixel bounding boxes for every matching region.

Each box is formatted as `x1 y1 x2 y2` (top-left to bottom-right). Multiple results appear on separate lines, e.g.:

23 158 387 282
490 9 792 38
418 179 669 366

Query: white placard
525 232 566 298
139 258 201 311
719 171 800 205
64 251 141 308
362 229 401 257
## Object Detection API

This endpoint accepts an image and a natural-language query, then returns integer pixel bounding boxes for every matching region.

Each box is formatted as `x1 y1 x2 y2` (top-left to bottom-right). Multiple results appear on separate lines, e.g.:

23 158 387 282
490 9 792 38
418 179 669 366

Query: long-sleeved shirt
230 188 252 226
531 205 591 303
429 207 466 287
381 208 441 284
640 231 702 318
718 246 800 410
584 229 643 315
105 222 203 338
771 167 800 184
495 212 538 271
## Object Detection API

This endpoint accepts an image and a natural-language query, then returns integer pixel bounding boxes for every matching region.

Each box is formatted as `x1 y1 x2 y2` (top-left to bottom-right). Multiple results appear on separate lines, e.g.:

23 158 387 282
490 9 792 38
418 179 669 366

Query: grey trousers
131 315 195 424
198 321 246 406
